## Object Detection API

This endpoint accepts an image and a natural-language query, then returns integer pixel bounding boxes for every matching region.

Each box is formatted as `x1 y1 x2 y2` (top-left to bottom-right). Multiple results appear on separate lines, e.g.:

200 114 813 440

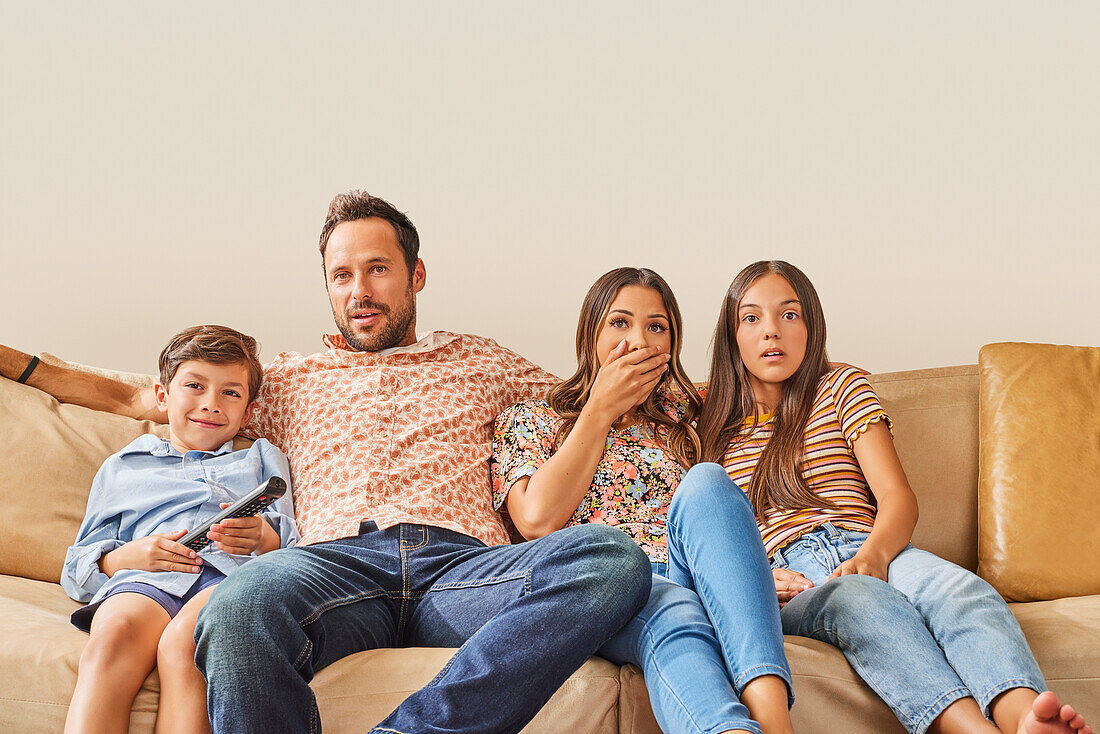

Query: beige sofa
1 343 1097 733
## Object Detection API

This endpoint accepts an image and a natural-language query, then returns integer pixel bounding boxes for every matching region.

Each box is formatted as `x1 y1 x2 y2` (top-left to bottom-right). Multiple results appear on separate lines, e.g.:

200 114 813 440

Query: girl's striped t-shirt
723 367 891 557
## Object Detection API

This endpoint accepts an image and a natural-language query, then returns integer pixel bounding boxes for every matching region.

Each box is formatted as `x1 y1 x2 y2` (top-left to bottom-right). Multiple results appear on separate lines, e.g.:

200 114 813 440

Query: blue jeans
194 521 651 734
775 524 1046 734
598 463 793 734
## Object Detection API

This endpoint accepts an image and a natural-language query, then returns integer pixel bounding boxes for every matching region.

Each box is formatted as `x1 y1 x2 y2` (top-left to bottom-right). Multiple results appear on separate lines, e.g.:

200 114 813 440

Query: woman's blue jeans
775 524 1046 734
597 463 793 734
193 521 651 734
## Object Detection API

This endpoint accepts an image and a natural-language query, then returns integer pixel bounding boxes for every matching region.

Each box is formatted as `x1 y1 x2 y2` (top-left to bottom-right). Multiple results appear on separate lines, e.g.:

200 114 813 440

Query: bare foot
1019 691 1092 734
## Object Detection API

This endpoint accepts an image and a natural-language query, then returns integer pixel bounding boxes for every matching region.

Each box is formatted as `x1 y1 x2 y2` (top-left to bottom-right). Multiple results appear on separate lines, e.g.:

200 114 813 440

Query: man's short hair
318 190 420 276
158 325 264 404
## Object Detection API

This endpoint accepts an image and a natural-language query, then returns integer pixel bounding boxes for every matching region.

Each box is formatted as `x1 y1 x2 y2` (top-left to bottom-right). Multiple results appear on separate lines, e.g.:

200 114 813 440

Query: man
0 190 652 734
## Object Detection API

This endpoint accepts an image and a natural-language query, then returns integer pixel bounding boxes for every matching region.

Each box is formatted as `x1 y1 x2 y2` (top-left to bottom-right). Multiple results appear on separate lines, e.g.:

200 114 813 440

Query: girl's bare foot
1019 691 1092 734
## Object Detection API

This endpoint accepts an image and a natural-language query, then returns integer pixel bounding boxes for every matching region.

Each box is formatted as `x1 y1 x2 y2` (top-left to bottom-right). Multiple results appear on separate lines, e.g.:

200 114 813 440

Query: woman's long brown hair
548 267 701 468
696 261 833 521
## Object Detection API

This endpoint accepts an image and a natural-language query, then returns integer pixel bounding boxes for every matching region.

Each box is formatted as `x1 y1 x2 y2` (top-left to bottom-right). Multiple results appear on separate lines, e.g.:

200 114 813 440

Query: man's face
324 218 426 352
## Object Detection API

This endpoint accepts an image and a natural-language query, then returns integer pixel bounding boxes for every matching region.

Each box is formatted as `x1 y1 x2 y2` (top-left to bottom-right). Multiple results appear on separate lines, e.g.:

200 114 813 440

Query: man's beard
336 289 416 352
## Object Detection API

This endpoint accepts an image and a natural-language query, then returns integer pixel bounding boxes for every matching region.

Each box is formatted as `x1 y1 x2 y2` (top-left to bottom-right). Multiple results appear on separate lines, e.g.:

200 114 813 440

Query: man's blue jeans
775 524 1046 734
194 521 651 734
597 463 793 734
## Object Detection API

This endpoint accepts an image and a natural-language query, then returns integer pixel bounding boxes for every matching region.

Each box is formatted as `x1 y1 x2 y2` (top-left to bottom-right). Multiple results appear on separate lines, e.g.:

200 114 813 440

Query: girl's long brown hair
696 261 833 521
548 267 701 468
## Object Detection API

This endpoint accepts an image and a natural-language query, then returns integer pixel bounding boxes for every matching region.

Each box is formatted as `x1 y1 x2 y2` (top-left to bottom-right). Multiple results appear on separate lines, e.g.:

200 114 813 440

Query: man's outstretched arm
0 344 165 422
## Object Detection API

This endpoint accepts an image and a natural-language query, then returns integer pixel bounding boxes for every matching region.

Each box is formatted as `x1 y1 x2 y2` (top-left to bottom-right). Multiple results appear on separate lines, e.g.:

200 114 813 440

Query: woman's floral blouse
491 392 690 563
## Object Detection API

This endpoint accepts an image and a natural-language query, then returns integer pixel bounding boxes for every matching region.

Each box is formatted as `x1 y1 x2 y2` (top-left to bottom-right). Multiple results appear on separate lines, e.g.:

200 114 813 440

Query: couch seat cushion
0 574 159 732
0 573 623 734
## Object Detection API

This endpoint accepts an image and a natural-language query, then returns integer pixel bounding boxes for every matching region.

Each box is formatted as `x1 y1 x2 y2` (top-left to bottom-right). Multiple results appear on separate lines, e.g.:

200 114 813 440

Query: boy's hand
208 505 277 555
99 530 201 577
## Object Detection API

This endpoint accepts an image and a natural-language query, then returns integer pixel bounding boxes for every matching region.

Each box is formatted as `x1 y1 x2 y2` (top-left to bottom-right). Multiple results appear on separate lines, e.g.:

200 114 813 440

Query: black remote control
180 477 288 552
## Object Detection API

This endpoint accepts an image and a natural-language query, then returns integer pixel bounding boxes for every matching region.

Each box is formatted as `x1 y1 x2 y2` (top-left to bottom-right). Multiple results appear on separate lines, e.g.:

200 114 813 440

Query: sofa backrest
0 360 983 584
870 365 980 572
0 377 171 582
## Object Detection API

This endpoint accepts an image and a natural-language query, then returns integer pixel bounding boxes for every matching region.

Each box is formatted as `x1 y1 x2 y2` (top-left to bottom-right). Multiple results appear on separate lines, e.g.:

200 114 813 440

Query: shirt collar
320 330 456 356
118 433 237 458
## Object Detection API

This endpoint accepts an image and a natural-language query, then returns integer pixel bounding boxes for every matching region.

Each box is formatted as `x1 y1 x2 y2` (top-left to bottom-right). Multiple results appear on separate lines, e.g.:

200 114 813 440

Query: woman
492 267 794 734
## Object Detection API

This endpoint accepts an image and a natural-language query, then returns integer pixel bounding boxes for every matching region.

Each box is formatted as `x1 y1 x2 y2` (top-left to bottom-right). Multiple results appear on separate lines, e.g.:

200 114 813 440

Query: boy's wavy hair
548 267 701 467
158 325 264 405
696 261 834 521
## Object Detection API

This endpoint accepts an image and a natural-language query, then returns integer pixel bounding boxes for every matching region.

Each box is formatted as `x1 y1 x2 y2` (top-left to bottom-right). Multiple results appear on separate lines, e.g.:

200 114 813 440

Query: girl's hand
773 568 813 607
99 530 201 576
827 548 890 582
208 504 272 555
586 340 669 423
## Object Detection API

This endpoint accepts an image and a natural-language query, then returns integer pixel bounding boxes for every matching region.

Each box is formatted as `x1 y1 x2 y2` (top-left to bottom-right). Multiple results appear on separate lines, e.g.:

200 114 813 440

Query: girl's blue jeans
774 523 1046 734
597 463 793 734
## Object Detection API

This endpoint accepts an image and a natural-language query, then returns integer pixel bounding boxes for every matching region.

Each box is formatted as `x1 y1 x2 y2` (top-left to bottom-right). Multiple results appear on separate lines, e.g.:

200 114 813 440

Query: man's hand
827 548 890 582
586 340 669 423
208 506 277 555
99 530 201 576
773 568 813 607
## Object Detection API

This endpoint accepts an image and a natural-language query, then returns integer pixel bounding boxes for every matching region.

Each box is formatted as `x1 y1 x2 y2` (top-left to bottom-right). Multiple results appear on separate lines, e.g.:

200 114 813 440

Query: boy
60 325 298 734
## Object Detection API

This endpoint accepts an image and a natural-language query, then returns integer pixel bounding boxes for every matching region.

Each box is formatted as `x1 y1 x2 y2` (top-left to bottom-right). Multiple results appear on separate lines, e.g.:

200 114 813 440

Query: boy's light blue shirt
61 434 298 604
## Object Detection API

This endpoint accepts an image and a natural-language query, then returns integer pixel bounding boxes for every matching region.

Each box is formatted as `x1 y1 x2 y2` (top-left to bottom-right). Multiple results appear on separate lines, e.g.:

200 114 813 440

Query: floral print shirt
491 392 690 563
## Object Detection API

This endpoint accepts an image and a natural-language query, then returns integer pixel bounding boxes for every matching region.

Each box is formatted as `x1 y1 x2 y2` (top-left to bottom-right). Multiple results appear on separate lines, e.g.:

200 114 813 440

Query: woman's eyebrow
739 299 800 310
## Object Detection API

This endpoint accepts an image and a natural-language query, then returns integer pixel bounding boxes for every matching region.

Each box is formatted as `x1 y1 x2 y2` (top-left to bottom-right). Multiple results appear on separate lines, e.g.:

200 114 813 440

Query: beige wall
2 3 1097 380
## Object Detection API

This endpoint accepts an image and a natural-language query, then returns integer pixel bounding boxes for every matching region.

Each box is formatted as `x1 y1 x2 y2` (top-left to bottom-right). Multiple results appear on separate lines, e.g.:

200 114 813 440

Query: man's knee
557 525 651 609
582 525 649 573
195 559 288 645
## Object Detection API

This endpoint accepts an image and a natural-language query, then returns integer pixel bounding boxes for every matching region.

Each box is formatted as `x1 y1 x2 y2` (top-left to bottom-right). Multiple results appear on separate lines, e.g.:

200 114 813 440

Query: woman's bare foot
1019 691 1092 734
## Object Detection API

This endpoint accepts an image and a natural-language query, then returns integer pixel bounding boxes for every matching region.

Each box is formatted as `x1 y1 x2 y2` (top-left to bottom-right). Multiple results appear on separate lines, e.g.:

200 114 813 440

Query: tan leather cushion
978 342 1100 601
870 365 980 571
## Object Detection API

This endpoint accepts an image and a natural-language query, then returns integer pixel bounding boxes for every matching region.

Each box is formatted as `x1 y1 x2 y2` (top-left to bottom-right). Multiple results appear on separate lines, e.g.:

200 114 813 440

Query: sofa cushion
38 352 157 389
1011 595 1100 724
0 574 160 732
314 648 622 734
869 365 980 572
0 575 626 734
978 342 1100 601
0 377 170 582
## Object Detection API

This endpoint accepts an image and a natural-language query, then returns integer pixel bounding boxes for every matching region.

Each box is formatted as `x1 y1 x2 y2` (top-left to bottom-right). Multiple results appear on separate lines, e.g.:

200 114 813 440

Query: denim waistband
771 522 843 566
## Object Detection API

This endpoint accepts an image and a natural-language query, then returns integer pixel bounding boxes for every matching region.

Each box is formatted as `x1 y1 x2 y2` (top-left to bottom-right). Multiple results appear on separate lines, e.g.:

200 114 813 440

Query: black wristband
16 355 40 384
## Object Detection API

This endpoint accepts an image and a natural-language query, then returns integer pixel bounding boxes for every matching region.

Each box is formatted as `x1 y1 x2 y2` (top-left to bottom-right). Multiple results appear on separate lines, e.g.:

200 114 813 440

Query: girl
696 260 1091 734
492 267 795 734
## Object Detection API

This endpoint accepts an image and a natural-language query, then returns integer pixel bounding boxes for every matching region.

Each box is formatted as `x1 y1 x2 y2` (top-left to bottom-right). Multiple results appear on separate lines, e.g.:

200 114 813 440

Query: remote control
180 477 288 552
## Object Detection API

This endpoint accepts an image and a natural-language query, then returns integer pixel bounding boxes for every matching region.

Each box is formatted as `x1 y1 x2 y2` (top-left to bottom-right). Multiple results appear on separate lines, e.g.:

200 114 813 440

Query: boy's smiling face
154 360 255 453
